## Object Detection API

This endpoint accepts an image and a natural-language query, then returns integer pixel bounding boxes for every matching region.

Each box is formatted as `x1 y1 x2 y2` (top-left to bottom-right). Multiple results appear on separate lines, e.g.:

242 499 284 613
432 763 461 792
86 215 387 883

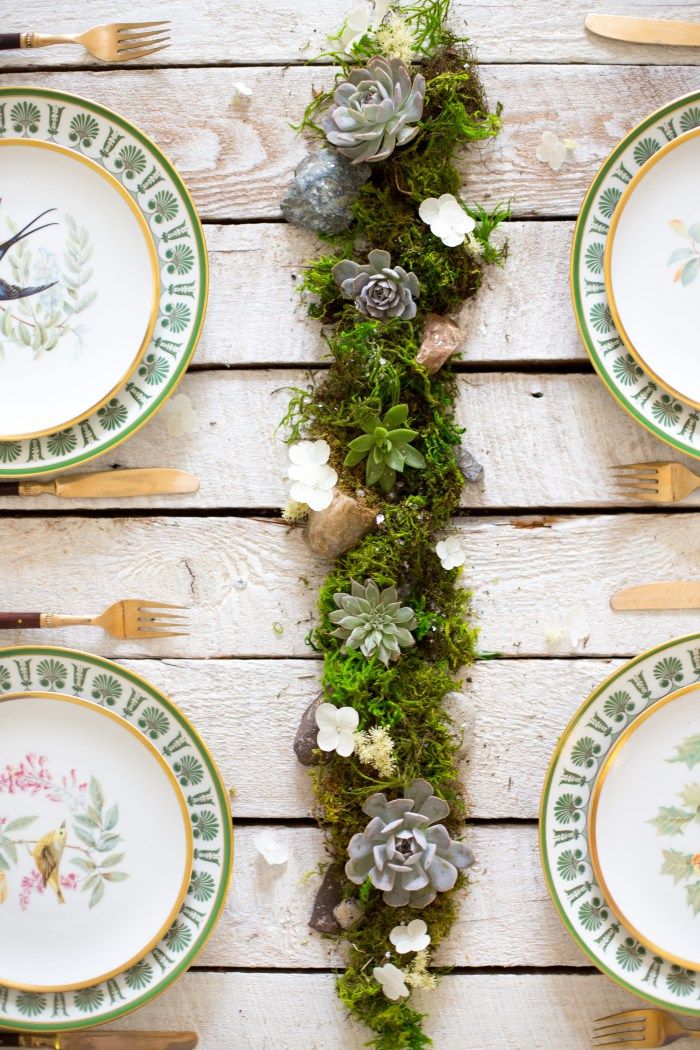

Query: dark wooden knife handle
0 33 22 49
0 612 42 629
0 482 20 495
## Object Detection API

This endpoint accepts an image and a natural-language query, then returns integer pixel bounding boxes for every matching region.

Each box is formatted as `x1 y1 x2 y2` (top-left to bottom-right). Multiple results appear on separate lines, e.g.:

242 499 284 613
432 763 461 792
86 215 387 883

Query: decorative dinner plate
605 130 700 409
0 88 208 477
572 92 700 458
589 683 700 971
0 141 158 440
0 647 232 1032
541 633 700 1015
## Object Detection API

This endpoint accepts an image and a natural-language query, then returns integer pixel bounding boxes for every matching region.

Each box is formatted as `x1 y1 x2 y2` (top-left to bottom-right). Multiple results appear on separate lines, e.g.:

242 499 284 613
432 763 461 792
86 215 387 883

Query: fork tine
114 43 171 61
593 1021 645 1033
138 612 188 622
117 32 171 50
609 470 660 480
592 1039 645 1048
594 1012 649 1024
136 629 190 638
608 463 663 471
115 20 170 30
135 602 188 611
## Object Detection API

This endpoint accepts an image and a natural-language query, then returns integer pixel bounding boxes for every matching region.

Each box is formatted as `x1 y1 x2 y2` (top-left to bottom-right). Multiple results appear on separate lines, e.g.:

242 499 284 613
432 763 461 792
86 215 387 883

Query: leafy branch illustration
667 219 700 287
649 735 700 917
0 213 96 361
69 776 128 908
0 815 38 871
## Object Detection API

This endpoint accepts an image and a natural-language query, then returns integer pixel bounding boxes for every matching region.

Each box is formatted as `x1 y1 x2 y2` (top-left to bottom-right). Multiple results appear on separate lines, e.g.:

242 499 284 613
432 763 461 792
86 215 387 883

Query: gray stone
293 695 322 766
306 490 376 558
458 446 484 484
309 863 344 935
333 898 365 930
281 149 371 235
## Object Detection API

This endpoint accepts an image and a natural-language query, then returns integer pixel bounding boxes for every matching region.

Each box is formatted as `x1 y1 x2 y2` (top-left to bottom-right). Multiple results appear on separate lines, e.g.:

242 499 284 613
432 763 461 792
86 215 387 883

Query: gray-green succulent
322 56 426 165
345 779 475 908
344 403 426 492
329 578 417 666
333 249 419 322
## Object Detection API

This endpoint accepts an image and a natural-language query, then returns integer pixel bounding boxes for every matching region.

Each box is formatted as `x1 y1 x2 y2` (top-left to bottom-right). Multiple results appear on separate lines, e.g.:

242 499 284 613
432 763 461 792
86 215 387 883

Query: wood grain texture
119 657 622 820
0 514 695 659
3 65 700 218
115 970 637 1050
198 824 587 969
8 0 700 66
200 221 581 367
1 371 697 511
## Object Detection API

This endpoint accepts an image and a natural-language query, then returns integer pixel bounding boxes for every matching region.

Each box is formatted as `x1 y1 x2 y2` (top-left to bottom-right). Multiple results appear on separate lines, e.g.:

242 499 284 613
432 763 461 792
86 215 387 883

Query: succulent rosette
329 578 417 666
322 56 426 165
332 249 419 322
346 779 474 908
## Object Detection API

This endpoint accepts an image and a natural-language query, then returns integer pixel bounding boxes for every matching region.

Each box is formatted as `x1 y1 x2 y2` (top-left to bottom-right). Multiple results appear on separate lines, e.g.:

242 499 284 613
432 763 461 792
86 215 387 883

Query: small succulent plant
329 578 417 666
333 249 419 322
344 403 426 492
322 56 425 165
346 779 474 908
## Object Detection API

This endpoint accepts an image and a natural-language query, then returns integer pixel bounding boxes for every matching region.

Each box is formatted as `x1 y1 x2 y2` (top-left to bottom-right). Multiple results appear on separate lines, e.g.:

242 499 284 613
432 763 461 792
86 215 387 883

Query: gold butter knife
611 581 700 611
0 468 199 499
585 13 700 46
0 1034 197 1049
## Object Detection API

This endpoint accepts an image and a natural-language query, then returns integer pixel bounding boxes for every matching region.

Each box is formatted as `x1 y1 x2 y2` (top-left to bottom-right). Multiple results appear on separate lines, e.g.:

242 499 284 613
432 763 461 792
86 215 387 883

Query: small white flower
435 536 465 570
390 919 431 954
419 193 475 247
231 82 253 103
161 393 200 437
316 704 359 757
340 5 372 51
373 0 391 23
566 602 590 649
373 962 409 1001
536 131 568 171
253 829 288 866
288 439 337 512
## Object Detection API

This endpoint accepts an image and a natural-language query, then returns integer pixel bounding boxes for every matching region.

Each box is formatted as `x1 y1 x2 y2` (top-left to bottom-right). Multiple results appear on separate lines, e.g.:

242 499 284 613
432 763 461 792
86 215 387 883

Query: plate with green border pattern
571 93 700 459
0 646 232 1032
541 633 700 1015
0 88 208 478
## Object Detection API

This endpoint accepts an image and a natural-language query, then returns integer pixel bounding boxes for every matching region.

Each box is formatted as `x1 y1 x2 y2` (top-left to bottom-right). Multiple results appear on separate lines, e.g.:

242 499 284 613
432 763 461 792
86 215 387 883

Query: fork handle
0 33 22 49
0 612 42 629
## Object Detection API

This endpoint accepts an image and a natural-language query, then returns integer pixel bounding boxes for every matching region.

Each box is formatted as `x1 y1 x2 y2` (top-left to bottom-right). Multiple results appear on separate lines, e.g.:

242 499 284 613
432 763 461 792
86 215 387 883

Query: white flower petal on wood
419 193 475 247
288 440 337 510
161 393 201 437
340 5 372 51
535 130 568 171
435 536 465 569
315 703 359 756
389 918 431 954
253 829 288 866
373 963 410 1000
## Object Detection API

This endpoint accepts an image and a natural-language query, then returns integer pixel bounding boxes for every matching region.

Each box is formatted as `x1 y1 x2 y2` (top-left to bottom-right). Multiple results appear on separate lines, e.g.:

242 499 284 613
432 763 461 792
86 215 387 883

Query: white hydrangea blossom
536 130 570 171
288 439 338 511
419 193 475 247
390 919 431 954
316 703 360 757
161 393 200 437
435 536 465 570
253 829 288 866
373 962 410 1001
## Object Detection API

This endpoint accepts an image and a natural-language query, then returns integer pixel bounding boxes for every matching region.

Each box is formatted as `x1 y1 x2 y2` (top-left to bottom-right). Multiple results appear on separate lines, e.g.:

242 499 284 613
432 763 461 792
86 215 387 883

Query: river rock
416 313 463 374
281 149 371 235
309 863 344 935
333 898 365 930
306 490 376 558
293 695 322 766
458 446 484 484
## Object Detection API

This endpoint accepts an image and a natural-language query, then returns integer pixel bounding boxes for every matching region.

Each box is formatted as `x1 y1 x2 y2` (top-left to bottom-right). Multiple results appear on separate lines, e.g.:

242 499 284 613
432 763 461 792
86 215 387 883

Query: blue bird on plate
0 206 59 301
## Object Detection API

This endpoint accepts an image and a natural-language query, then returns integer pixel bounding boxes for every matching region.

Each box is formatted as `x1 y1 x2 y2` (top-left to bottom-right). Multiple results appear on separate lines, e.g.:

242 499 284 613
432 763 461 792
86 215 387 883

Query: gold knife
0 1034 197 1049
611 581 700 611
0 469 199 499
585 13 700 47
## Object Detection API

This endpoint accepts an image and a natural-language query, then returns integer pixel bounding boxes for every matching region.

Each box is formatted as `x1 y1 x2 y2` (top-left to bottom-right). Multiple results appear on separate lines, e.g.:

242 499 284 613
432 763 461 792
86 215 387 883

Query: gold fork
610 461 700 503
0 21 171 63
593 1008 700 1047
0 601 188 639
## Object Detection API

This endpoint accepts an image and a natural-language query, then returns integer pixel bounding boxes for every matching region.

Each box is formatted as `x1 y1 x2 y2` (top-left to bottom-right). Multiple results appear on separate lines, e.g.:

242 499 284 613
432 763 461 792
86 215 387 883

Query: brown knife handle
0 612 42 629
0 33 22 49
0 482 21 495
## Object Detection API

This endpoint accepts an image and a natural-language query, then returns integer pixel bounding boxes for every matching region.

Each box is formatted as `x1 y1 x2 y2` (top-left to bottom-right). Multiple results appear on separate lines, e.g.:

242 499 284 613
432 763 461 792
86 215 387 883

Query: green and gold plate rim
0 645 233 1033
540 633 700 1015
571 91 700 459
0 87 209 478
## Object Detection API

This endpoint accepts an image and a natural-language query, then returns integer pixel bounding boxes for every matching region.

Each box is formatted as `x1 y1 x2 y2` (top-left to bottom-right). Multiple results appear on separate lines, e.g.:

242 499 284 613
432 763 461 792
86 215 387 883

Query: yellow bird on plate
0 869 7 904
33 821 68 904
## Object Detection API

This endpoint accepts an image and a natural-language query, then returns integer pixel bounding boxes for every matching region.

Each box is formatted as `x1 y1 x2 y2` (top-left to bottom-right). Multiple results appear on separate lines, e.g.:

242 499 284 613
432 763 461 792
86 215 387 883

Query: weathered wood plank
0 514 695 659
121 657 621 820
8 0 700 67
3 66 699 218
1 371 697 510
202 221 581 367
116 970 637 1050
198 824 583 967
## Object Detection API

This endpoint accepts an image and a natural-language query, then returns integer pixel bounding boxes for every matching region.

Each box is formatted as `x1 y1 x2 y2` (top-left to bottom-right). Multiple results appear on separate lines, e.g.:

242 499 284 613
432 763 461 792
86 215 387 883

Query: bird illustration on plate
0 205 59 301
0 870 7 905
33 820 68 904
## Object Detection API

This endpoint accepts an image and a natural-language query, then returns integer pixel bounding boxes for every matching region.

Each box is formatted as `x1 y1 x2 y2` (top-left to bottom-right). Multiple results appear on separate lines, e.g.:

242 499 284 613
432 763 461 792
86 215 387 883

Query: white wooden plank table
1 3 699 1046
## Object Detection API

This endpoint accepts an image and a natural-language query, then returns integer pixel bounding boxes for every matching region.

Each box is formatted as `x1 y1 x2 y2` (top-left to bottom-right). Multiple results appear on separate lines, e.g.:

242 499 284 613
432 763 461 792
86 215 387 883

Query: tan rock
306 490 376 558
416 313 463 374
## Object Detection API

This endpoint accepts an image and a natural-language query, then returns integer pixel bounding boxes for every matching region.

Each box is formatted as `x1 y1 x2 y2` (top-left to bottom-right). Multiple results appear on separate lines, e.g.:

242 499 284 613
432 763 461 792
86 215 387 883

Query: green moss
282 3 504 1046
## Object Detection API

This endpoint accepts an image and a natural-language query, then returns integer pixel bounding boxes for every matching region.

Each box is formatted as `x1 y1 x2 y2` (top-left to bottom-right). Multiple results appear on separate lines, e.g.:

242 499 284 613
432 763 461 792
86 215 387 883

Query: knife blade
611 581 700 611
0 1034 197 1049
0 469 199 499
585 13 700 47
